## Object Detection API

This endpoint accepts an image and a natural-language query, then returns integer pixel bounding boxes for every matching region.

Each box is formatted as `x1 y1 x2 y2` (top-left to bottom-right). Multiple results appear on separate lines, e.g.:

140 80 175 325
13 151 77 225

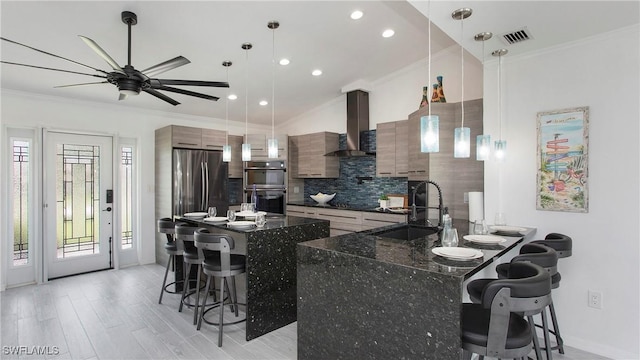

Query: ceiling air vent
500 27 533 45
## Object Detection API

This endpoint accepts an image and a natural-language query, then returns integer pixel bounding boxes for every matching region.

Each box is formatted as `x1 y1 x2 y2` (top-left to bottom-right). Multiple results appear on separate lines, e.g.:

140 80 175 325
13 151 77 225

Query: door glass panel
121 146 133 249
12 140 30 266
56 144 101 258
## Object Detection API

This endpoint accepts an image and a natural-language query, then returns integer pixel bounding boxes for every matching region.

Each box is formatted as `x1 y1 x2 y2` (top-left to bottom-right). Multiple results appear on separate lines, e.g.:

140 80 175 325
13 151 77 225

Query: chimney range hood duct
325 90 375 157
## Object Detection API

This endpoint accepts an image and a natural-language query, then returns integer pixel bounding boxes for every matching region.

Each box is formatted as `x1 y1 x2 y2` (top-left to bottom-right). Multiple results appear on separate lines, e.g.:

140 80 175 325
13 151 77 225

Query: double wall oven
244 160 287 214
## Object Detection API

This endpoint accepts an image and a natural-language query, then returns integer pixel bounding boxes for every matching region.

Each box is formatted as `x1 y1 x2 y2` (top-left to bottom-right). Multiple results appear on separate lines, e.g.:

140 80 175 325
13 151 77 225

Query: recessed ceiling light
312 69 322 76
259 100 268 106
351 10 363 20
228 94 237 100
279 58 290 66
382 29 395 38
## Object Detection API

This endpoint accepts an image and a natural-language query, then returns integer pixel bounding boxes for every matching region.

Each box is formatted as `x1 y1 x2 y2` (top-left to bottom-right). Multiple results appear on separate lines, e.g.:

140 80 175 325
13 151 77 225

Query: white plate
388 207 409 214
227 221 256 229
432 247 483 260
203 217 228 223
183 212 207 218
491 225 527 233
235 211 267 218
463 234 507 244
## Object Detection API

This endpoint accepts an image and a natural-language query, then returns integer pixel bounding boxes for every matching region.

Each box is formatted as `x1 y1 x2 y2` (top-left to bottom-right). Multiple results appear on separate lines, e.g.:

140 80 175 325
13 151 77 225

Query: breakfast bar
178 214 329 340
297 221 535 359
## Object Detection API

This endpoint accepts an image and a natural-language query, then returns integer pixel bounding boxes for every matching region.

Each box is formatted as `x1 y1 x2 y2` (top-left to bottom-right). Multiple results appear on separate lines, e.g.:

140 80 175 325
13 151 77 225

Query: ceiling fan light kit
1 11 228 106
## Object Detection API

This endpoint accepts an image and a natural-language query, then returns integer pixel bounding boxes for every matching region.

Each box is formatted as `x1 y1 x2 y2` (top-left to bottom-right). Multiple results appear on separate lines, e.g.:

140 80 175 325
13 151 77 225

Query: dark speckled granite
177 215 329 341
297 222 534 359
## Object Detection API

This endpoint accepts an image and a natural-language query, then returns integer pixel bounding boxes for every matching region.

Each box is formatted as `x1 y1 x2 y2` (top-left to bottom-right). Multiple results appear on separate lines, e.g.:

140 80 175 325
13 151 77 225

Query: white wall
280 45 483 134
483 25 640 359
0 90 268 284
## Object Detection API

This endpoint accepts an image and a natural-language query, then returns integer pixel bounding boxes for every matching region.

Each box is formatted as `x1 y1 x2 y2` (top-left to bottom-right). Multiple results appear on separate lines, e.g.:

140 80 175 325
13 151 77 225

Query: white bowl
310 192 336 205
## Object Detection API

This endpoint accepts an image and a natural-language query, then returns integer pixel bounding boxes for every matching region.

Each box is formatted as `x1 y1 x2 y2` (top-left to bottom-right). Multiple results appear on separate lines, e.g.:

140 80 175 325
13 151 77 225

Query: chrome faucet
410 180 444 227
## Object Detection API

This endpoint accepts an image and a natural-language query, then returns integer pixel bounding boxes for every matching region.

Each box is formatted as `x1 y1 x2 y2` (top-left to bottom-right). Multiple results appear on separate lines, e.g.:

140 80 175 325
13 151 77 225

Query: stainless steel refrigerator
173 149 229 215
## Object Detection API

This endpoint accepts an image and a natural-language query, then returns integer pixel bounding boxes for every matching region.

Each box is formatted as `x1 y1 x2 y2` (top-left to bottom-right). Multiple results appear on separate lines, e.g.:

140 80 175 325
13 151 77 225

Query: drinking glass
240 203 251 213
473 219 488 235
255 213 266 227
442 228 459 247
495 212 507 226
227 209 236 222
207 206 217 218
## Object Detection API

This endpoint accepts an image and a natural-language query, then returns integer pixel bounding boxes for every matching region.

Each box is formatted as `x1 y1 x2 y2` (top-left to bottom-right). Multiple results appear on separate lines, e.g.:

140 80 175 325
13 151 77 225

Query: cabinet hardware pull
177 142 198 146
379 172 392 174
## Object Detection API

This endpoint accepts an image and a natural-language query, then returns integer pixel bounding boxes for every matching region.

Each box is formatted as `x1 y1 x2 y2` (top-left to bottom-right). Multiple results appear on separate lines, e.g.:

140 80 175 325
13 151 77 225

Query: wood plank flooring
0 264 607 360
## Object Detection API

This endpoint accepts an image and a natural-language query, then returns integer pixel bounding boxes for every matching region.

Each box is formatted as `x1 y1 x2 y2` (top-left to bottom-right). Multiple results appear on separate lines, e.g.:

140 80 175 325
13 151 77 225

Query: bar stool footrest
202 302 247 326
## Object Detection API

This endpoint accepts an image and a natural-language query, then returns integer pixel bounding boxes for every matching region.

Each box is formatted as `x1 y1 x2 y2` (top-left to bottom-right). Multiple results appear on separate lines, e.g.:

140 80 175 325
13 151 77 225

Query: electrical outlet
588 290 602 309
294 186 300 194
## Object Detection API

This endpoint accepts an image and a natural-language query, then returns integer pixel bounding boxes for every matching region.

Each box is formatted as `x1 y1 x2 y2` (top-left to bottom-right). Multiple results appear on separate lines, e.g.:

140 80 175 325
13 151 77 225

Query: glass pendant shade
222 145 232 162
454 127 470 158
267 138 279 158
476 134 491 161
420 115 439 153
242 143 252 161
494 140 507 162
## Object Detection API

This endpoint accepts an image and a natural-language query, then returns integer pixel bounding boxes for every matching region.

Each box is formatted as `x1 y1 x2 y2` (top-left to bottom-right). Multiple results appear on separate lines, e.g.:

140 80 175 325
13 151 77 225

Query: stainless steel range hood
325 90 375 157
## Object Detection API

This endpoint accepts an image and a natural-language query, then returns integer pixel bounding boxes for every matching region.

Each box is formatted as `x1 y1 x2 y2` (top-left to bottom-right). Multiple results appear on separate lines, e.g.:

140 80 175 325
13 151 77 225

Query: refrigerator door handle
205 162 210 209
201 162 206 210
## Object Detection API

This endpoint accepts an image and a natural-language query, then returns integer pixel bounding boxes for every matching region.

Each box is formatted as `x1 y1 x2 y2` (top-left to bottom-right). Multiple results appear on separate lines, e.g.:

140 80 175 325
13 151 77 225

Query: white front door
44 132 113 279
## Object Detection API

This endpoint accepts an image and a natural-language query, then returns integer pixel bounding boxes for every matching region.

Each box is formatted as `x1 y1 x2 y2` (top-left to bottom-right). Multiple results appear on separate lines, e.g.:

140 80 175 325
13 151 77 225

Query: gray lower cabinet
287 205 405 237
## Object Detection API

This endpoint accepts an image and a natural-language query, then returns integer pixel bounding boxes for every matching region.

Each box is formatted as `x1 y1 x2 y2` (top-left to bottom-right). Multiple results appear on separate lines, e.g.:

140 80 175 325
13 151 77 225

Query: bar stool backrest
530 233 573 258
158 218 181 243
194 228 236 277
175 223 198 254
481 262 552 356
511 243 558 277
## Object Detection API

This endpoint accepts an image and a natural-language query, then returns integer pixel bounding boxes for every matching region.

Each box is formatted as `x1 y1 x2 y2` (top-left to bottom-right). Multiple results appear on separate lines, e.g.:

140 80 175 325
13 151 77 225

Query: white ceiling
1 1 638 126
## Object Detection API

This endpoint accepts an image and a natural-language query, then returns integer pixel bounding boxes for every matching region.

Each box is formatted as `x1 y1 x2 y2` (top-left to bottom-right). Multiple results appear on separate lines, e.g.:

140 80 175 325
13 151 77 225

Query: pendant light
492 49 508 162
241 43 252 162
452 8 472 158
267 21 280 158
474 32 492 161
222 60 232 162
420 0 439 153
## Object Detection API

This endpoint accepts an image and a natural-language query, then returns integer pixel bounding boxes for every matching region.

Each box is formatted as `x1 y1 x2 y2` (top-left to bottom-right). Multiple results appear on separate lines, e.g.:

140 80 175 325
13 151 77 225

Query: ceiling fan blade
54 81 109 88
149 79 229 88
141 56 190 78
1 37 109 75
78 35 125 74
152 85 219 101
143 88 180 106
0 60 108 78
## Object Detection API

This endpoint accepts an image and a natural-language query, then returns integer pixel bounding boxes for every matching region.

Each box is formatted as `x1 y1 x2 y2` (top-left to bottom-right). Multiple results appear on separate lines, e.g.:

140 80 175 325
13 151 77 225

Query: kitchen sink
374 225 439 241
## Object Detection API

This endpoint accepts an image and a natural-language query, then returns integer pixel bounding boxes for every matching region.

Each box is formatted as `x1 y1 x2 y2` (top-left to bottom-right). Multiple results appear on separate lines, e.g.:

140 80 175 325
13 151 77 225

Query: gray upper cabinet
292 132 339 178
245 133 288 159
228 135 243 179
407 116 430 180
376 120 408 177
169 125 225 150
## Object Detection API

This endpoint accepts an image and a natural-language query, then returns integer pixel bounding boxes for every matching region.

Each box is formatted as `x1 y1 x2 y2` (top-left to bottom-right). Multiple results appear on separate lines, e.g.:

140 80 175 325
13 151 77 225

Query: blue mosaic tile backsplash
304 130 408 208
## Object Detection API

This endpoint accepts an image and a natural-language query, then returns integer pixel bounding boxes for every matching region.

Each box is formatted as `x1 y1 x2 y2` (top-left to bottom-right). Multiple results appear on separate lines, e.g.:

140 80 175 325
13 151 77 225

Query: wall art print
536 106 589 212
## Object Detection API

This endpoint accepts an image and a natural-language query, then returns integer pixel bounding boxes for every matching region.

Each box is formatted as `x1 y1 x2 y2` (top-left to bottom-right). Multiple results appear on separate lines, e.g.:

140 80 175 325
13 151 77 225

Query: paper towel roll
468 192 484 222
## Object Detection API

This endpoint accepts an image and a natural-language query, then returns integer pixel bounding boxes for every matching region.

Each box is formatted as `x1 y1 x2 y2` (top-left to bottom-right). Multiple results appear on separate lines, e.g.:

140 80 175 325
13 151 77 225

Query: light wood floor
1 264 608 360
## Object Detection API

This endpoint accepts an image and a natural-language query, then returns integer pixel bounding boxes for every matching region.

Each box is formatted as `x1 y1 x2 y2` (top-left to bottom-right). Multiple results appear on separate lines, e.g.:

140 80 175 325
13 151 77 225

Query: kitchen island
297 221 535 359
177 214 329 341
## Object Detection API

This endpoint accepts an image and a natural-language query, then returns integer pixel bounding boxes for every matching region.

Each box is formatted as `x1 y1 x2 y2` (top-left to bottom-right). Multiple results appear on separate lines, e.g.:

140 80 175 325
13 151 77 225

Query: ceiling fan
0 11 228 106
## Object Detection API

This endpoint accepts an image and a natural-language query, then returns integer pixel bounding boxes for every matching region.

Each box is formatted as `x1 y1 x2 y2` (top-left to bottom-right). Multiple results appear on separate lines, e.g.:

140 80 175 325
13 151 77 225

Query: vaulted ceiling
1 1 637 126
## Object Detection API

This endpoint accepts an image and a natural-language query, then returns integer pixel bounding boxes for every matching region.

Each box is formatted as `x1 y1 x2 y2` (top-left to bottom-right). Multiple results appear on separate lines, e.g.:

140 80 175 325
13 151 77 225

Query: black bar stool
530 233 573 355
194 228 246 347
462 262 552 360
467 243 559 360
157 218 184 304
174 223 202 323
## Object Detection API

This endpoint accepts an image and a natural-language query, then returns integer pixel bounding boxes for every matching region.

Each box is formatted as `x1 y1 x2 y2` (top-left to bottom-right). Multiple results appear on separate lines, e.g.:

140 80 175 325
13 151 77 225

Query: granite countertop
287 201 409 214
299 219 534 279
175 214 327 234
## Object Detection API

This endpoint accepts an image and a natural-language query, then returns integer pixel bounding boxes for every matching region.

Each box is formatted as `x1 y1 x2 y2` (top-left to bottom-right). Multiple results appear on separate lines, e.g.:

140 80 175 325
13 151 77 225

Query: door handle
102 207 112 212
